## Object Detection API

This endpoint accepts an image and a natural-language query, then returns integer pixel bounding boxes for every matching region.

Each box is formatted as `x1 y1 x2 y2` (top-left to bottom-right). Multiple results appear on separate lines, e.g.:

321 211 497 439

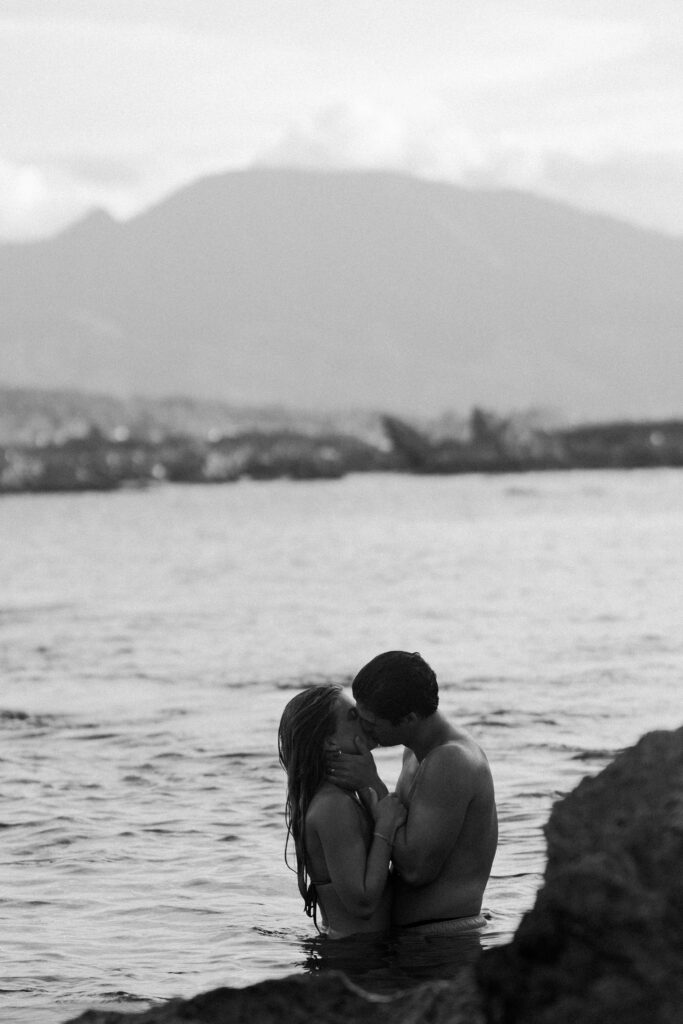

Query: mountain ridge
2 168 682 420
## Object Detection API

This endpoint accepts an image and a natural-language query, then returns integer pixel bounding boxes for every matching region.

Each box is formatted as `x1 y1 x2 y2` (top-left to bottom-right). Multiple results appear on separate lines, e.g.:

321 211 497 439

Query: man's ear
400 712 418 726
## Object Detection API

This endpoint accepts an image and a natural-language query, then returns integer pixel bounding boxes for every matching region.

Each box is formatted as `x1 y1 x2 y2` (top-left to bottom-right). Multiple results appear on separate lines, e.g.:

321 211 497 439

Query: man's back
392 729 497 926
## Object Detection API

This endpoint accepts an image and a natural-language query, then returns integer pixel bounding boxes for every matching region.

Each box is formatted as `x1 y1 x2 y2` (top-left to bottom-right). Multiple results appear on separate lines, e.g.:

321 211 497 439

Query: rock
65 970 484 1024
64 727 683 1024
479 726 683 1024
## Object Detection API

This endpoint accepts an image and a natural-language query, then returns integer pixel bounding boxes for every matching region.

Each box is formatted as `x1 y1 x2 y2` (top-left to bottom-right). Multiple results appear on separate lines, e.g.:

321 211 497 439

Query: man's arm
391 744 473 886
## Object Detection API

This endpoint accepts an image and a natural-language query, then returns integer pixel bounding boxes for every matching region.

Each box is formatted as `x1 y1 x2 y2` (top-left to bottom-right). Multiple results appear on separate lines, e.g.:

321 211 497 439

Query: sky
1 0 681 240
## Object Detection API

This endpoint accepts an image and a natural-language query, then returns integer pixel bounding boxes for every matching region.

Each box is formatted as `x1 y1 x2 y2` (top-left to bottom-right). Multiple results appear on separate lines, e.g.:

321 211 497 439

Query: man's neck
407 711 457 761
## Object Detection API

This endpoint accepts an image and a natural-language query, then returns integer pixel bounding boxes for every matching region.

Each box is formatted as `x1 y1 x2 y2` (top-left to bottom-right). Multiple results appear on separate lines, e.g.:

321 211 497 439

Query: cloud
257 103 416 171
249 101 524 185
0 158 88 239
254 97 683 236
542 150 683 234
0 3 681 238
0 154 180 240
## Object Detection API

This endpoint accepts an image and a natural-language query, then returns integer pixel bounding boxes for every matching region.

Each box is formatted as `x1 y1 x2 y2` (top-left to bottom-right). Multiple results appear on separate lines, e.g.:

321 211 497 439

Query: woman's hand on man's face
326 734 380 791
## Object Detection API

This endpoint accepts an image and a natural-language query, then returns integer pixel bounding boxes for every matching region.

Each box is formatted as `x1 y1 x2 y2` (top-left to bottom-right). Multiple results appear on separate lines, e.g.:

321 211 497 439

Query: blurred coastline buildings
2 390 682 493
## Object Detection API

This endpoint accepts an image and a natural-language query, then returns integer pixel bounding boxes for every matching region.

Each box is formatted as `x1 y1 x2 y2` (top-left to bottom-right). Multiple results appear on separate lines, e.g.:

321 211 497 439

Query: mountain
1 168 682 420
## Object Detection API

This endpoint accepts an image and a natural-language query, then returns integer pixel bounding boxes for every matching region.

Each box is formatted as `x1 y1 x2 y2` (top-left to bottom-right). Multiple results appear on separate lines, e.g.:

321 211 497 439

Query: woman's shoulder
308 785 362 829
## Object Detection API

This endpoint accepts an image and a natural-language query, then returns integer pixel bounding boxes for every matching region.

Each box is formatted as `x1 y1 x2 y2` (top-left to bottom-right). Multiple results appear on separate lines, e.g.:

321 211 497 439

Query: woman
278 683 406 938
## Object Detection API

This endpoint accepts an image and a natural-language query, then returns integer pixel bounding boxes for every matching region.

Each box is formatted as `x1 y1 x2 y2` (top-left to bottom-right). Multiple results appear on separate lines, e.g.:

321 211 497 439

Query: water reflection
298 926 482 994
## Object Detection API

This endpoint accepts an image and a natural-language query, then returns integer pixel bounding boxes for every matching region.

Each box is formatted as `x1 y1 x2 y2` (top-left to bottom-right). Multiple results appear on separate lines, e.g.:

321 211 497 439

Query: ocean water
1 470 682 1023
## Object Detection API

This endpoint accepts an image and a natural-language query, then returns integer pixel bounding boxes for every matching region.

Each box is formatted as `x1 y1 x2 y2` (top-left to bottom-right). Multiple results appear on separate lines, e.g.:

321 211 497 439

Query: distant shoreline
2 414 683 495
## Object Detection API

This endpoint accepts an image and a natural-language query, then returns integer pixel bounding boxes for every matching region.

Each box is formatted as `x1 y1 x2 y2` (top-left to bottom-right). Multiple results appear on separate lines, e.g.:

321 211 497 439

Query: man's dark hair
351 651 439 723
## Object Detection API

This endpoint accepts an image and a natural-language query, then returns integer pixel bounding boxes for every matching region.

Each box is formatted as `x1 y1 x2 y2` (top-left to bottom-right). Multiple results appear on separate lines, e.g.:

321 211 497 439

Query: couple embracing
278 651 497 939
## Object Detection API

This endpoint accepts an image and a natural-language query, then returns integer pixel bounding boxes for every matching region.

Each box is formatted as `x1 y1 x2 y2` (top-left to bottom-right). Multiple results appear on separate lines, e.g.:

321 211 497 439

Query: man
328 651 497 932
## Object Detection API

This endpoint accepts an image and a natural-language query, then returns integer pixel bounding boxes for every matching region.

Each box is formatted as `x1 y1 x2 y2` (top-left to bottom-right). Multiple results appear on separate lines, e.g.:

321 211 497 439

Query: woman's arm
312 792 405 918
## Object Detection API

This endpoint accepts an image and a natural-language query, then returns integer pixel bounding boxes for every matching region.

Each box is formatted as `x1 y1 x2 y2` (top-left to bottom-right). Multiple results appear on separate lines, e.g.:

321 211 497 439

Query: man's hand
325 735 388 796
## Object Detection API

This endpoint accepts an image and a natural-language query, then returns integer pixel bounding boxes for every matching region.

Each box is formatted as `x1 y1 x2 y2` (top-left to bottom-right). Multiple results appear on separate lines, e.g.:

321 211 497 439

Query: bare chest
396 753 421 806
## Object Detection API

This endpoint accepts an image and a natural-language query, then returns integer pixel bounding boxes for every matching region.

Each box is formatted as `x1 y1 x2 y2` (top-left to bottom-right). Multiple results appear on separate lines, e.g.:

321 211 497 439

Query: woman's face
330 691 369 754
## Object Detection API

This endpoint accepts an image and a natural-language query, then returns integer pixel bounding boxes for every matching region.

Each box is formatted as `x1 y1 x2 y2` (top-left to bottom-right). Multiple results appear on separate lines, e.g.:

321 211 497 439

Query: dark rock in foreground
65 727 683 1024
68 971 483 1024
479 725 683 1024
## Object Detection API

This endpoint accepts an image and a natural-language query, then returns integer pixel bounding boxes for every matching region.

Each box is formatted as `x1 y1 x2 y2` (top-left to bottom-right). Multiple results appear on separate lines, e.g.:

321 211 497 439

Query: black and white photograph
1 3 682 1022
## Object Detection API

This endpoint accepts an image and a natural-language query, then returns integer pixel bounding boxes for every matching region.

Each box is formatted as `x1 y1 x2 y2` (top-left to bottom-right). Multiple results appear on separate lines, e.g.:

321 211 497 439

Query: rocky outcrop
65 726 683 1024
479 725 683 1024
67 971 483 1024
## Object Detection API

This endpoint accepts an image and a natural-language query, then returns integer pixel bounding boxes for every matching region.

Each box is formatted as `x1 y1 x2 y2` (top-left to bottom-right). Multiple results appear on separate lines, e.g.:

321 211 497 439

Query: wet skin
327 703 498 926
303 694 406 937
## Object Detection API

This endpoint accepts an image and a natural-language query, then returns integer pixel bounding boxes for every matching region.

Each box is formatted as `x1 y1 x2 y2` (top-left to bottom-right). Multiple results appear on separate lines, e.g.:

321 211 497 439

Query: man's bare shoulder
419 735 490 785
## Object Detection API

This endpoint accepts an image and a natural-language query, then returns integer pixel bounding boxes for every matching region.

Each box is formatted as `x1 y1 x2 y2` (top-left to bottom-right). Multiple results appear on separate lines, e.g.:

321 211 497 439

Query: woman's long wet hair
278 684 342 926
